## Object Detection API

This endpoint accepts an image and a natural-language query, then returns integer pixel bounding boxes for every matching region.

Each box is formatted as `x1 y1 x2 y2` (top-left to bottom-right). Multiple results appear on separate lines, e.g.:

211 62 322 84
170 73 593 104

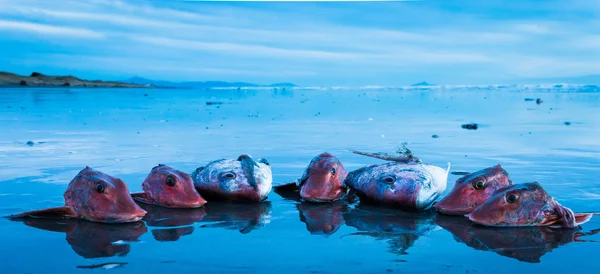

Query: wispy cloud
0 19 104 39
0 0 598 85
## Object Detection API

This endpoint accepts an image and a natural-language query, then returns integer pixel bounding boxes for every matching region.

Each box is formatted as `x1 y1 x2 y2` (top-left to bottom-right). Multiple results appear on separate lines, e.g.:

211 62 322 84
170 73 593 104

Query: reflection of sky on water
0 87 599 273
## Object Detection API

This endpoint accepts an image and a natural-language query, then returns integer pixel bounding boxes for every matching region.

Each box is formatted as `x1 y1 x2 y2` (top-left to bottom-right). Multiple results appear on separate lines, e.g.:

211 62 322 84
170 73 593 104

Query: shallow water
1 86 600 273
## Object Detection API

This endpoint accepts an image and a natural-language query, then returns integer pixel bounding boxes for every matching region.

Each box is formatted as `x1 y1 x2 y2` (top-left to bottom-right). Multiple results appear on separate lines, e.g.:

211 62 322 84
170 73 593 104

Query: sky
0 0 599 86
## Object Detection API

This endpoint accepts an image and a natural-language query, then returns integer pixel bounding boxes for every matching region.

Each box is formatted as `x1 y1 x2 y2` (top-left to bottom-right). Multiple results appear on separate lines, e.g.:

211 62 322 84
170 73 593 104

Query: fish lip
464 212 486 226
301 196 336 203
168 199 207 209
91 215 145 224
434 202 472 216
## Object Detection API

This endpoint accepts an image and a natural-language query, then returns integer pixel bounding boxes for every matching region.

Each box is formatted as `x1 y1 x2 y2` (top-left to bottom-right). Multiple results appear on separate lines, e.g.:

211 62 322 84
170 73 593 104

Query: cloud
0 19 104 39
0 0 598 85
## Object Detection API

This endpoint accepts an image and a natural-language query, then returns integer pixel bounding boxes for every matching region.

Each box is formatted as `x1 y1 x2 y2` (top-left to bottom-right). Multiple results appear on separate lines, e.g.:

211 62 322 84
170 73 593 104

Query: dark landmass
411 81 433 86
124 76 297 88
0 72 153 88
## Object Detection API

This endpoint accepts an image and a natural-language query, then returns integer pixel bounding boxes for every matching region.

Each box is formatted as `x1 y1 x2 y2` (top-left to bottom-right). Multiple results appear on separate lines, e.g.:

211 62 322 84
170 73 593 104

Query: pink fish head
64 166 147 223
298 152 349 202
136 164 207 208
435 164 512 215
466 182 593 228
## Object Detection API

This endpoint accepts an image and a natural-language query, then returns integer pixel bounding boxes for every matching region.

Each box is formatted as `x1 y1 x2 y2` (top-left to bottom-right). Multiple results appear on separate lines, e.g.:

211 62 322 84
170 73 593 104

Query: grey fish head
192 155 273 202
345 162 450 211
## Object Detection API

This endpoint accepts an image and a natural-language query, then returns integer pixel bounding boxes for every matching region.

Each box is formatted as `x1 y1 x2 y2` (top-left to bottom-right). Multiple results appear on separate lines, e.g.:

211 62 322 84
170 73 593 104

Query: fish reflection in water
297 201 350 236
434 214 600 263
138 203 207 242
198 201 272 234
11 218 147 259
342 205 438 255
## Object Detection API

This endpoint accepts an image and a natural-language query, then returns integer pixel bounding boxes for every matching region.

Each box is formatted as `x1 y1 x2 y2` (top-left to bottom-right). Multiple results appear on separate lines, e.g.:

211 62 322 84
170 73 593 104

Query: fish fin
131 193 155 205
574 214 594 226
238 155 259 191
273 181 302 201
346 149 420 163
273 182 299 191
257 158 270 166
5 206 78 220
539 203 580 228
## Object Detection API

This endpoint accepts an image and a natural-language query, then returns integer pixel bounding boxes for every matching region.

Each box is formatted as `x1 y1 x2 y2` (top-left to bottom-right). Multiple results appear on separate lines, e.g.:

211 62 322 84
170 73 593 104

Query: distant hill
0 72 152 88
124 77 297 88
515 74 600 85
411 81 433 86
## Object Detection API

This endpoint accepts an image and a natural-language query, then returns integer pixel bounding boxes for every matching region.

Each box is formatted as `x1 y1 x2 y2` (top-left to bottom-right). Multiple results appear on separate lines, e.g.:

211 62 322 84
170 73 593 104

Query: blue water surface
0 86 599 273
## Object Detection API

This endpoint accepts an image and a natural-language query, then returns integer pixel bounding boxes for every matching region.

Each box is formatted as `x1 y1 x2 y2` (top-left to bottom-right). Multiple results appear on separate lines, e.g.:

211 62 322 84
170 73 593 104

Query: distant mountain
411 81 433 86
515 74 600 85
269 82 296 87
123 77 296 88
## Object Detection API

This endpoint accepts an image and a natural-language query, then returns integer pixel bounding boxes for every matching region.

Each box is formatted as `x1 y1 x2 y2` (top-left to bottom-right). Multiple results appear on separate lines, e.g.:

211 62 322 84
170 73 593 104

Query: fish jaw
416 163 450 210
464 182 566 228
192 158 272 202
345 162 448 211
64 167 147 223
435 163 513 215
141 165 207 209
298 153 348 202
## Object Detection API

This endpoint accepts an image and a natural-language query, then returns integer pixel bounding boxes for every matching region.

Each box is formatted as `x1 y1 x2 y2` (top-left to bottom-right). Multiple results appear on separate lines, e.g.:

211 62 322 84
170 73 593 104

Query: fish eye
506 194 517 203
473 180 485 190
95 184 105 193
331 167 336 176
165 175 176 187
382 176 395 184
222 172 236 179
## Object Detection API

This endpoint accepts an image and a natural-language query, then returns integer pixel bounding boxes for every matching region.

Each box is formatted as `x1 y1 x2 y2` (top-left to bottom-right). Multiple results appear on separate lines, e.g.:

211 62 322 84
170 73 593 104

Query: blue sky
0 0 599 86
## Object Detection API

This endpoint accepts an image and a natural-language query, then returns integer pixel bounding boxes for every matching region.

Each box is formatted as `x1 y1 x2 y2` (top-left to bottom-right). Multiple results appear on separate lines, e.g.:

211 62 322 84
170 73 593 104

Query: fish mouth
299 176 342 203
465 211 500 227
166 197 207 209
93 209 148 224
433 199 472 216
300 196 337 203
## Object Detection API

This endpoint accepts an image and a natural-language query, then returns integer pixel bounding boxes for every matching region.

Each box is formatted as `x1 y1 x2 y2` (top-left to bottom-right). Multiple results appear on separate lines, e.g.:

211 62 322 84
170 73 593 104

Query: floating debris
450 171 470 175
76 262 128 269
206 101 224 105
461 123 478 130
347 143 421 163
536 98 543 104
564 121 571 126
25 141 35 146
524 98 535 101
432 134 439 138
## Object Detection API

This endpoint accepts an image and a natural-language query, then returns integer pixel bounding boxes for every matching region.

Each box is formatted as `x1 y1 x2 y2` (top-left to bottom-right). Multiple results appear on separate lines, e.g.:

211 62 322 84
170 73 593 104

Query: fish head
64 167 147 223
346 162 449 211
466 182 586 228
435 163 513 215
299 152 349 202
141 164 207 208
192 155 273 201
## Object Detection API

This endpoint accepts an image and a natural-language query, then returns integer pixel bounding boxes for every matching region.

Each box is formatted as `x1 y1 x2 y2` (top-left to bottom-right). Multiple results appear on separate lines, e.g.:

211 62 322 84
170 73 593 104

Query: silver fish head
192 155 272 202
346 162 450 211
